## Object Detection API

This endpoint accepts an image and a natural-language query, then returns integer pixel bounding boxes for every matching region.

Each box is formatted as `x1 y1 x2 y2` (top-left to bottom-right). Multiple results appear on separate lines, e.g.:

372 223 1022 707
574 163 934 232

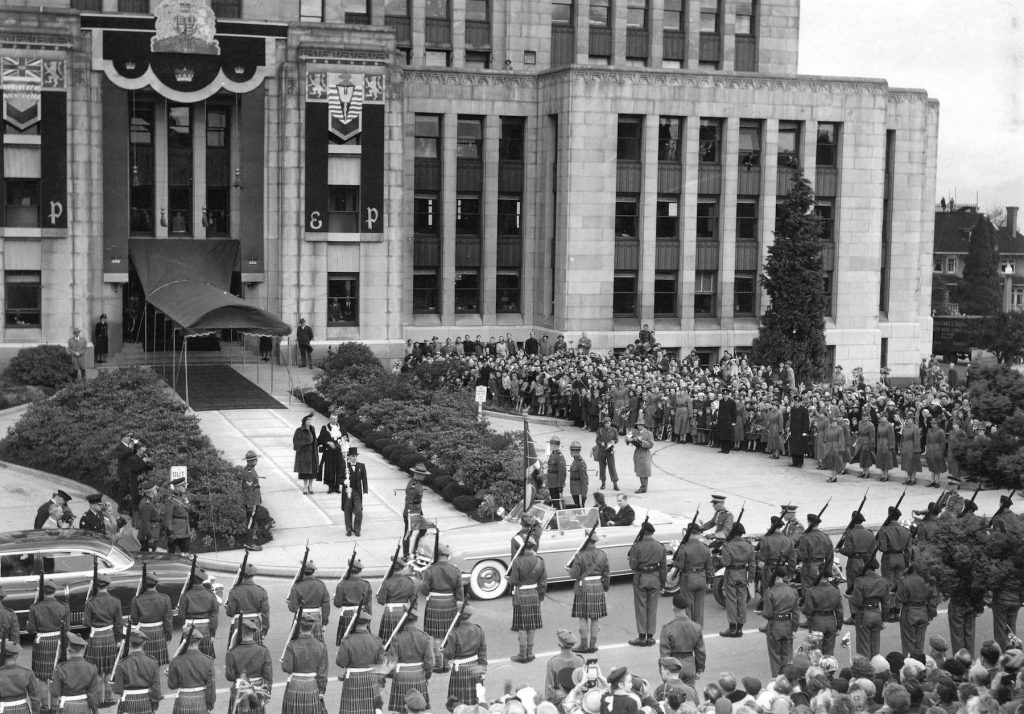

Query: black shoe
354 530 361 536
511 654 530 663
645 634 656 646
629 636 647 646
600 483 607 489
572 644 589 654
346 530 353 536
612 483 620 491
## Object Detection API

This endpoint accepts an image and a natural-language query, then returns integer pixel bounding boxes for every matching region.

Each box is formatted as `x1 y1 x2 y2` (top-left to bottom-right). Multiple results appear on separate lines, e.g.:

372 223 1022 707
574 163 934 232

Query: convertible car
415 503 688 600
0 529 193 634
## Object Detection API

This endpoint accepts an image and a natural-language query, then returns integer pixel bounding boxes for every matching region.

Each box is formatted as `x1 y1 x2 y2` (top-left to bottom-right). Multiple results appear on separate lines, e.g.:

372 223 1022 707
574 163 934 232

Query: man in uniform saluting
50 633 101 714
336 608 384 714
334 557 373 646
287 561 331 643
700 495 734 542
377 556 418 644
385 607 433 714
179 570 219 659
280 616 327 714
507 538 547 664
443 606 486 708
167 628 215 714
628 521 666 647
419 544 463 672
719 523 755 638
658 593 705 687
225 617 273 714
129 573 172 666
28 580 68 714
226 563 270 645
568 529 609 654
111 630 161 714
83 574 122 706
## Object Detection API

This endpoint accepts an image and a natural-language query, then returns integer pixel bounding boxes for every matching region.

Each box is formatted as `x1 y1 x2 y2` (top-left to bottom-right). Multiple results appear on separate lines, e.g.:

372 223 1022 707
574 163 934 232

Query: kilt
339 669 379 714
571 578 607 620
447 657 482 706
56 695 91 714
182 618 215 658
229 677 268 714
334 606 358 647
511 587 542 631
172 688 207 714
0 699 31 714
300 609 324 643
32 631 61 680
138 622 169 666
378 603 406 642
85 626 119 674
388 664 428 713
423 593 457 639
117 689 155 714
282 675 323 714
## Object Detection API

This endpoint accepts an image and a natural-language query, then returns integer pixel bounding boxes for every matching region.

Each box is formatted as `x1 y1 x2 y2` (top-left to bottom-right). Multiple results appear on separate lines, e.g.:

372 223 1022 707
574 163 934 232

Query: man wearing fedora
343 447 369 537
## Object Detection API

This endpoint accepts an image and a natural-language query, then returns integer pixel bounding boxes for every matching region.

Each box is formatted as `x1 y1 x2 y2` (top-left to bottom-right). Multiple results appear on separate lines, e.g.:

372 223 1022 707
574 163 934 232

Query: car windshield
555 508 598 530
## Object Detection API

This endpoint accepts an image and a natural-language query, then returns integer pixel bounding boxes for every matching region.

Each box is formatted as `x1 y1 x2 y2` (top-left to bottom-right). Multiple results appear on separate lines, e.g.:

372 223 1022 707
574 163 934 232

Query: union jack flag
2 57 43 131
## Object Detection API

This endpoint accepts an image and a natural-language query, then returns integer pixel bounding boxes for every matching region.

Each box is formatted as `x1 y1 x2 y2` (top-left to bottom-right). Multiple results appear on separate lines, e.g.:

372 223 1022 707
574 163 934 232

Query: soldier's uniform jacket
796 529 834 567
288 578 331 622
701 509 735 539
569 457 588 495
838 525 876 559
162 494 192 540
181 584 219 634
226 580 270 635
418 562 464 599
405 481 423 514
136 495 162 543
334 577 373 614
673 540 713 586
763 582 800 633
936 490 964 517
377 574 417 608
28 596 68 634
167 650 216 711
280 633 328 693
721 538 755 582
335 631 383 670
510 527 540 559
782 519 805 541
914 517 940 543
0 660 38 711
442 622 487 666
850 572 891 612
568 545 610 590
546 449 566 489
388 625 434 677
241 466 262 509
658 615 706 672
629 535 667 587
111 650 162 707
801 581 843 628
991 510 1020 533
84 591 123 635
875 523 912 561
50 657 101 709
225 641 273 687
595 425 618 454
80 510 107 536
507 553 548 598
0 603 19 641
130 589 173 640
758 532 796 570
896 572 938 618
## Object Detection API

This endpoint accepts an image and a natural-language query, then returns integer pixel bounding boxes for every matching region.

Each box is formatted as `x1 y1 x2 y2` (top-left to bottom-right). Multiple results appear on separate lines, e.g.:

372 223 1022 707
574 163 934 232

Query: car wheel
712 575 726 608
468 560 508 600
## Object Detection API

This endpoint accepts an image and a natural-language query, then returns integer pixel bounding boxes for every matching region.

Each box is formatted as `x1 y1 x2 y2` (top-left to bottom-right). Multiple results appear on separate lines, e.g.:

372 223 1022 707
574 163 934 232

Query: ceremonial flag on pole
523 419 540 511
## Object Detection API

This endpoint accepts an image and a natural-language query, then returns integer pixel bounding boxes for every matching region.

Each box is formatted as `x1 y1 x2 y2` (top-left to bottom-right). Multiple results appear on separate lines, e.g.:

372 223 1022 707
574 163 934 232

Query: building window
4 271 41 328
946 257 956 273
736 199 757 240
466 0 488 21
343 0 371 23
696 198 717 240
129 102 154 235
456 196 481 235
735 0 754 35
414 114 441 158
627 0 647 28
500 117 525 160
118 0 151 12
327 273 359 325
615 195 639 238
299 0 323 21
738 120 761 167
778 120 801 169
414 194 439 234
4 179 39 228
464 51 491 69
413 270 440 314
71 0 103 9
654 272 677 316
211 0 242 17
774 199 785 235
590 0 611 26
552 0 573 23
656 196 679 238
498 197 521 235
205 106 230 236
613 271 638 316
933 256 943 273
426 0 449 18
816 122 840 167
454 270 480 314
699 119 721 164
815 199 834 242
617 116 643 161
734 271 756 315
880 337 888 369
328 186 360 232
664 0 683 30
496 270 520 313
823 271 834 317
457 117 483 159
700 0 719 33
385 0 409 15
424 50 451 67
694 270 716 315
658 116 682 162
693 347 718 366
167 104 192 234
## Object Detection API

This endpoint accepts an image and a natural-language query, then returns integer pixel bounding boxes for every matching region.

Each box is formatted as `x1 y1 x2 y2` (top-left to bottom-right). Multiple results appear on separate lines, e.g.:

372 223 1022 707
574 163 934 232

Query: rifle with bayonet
664 508 700 594
432 529 441 564
836 489 869 551
231 549 250 590
173 624 195 659
338 546 361 642
109 621 131 685
383 605 411 650
565 521 599 571
135 563 147 599
279 597 303 664
633 513 650 544
959 483 982 518
290 541 310 589
728 503 746 539
175 554 197 615
509 520 541 568
228 612 243 650
439 598 467 651
85 556 99 603
53 613 68 671
989 489 1017 528
34 572 44 604
376 539 404 600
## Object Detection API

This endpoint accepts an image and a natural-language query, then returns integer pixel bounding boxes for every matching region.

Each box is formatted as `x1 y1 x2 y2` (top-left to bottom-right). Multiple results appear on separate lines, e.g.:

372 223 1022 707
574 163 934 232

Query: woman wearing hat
293 414 317 495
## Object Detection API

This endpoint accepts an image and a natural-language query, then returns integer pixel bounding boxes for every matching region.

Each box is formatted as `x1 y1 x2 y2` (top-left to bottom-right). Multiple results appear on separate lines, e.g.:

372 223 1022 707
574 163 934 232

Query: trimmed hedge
0 368 250 550
4 344 75 390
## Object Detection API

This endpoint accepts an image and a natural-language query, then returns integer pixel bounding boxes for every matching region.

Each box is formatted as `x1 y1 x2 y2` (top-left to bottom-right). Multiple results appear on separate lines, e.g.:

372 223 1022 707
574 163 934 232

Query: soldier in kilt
179 571 219 659
418 544 463 672
280 616 327 714
287 561 331 643
507 538 547 664
567 530 610 653
111 630 161 714
335 609 384 714
377 556 418 643
0 639 38 714
333 557 372 647
225 618 273 714
385 609 433 713
442 606 486 707
83 575 122 706
49 633 101 714
166 629 215 714
129 573 172 666
28 580 68 714
226 563 270 646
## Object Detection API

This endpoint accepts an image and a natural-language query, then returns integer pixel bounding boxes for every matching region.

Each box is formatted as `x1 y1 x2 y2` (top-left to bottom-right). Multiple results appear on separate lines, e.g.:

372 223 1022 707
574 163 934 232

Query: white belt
396 662 423 670
517 584 538 591
427 592 453 599
338 606 358 613
139 621 163 628
345 667 374 675
121 690 150 697
91 625 114 633
59 695 88 704
301 609 323 617
183 618 209 626
36 631 61 640
0 699 27 710
288 673 317 680
177 687 207 694
452 655 478 668
582 576 602 581
385 602 407 610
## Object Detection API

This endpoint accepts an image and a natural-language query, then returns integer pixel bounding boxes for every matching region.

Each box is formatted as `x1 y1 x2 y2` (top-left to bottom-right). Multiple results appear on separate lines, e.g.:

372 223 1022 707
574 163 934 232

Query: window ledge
411 313 442 326
0 227 66 239
305 232 383 243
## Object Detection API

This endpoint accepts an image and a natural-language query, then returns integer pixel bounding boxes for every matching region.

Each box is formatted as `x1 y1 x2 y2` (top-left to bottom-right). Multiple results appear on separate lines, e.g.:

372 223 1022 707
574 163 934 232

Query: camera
585 657 600 685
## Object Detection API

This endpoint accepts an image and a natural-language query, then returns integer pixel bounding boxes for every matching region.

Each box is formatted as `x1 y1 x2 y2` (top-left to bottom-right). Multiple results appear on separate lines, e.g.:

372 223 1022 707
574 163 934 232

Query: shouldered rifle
383 606 410 650
668 508 700 579
806 499 831 532
53 613 68 670
728 503 746 539
109 621 131 685
176 554 197 614
341 605 359 641
633 513 650 544
291 541 310 589
989 490 1017 528
440 598 467 650
882 489 908 528
279 597 302 664
343 545 357 581
432 530 441 564
377 539 404 599
85 556 98 603
232 549 250 590
565 521 599 571
837 489 869 551
509 522 541 568
228 613 243 649
34 572 44 604
135 563 147 599
173 624 195 659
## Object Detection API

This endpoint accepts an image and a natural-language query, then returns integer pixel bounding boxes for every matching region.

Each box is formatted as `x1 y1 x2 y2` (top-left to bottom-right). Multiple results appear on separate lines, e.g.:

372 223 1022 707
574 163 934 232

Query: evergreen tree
958 217 1002 315
751 174 828 385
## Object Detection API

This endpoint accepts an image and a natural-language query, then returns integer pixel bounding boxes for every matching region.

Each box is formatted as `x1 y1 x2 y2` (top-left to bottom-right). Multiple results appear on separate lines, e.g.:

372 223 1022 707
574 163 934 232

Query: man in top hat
896 562 939 655
129 573 172 666
936 476 964 517
668 522 714 626
507 537 547 663
384 605 433 713
111 629 162 714
628 419 655 493
801 562 843 655
762 566 800 677
0 637 39 714
67 327 88 382
543 630 584 707
442 606 486 707
377 555 418 644
789 394 811 467
226 563 270 645
79 495 108 537
34 490 72 530
700 495 734 541
343 447 368 537
335 608 384 714
50 632 101 714
780 505 804 540
568 528 610 654
796 513 834 587
334 556 373 646
875 507 912 586
135 483 162 553
849 558 888 658
167 628 215 714
280 616 327 714
179 570 219 659
28 579 69 711
286 561 331 643
720 523 755 638
419 544 463 672
568 441 589 508
240 451 264 551
628 521 667 647
225 617 272 714
162 477 191 553
0 587 18 643
545 437 566 509
658 593 706 686
594 416 620 490
758 516 796 601
83 574 122 706
403 463 432 559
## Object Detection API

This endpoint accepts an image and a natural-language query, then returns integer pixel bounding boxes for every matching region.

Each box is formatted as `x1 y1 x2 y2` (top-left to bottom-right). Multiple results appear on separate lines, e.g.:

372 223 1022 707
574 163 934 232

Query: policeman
83 574 122 706
668 523 713 626
594 416 620 490
79 494 107 536
720 523 755 638
280 616 327 714
419 544 463 672
403 463 432 558
179 570 219 658
657 593 706 686
50 633 101 714
167 628 215 714
700 495 734 541
762 566 800 677
780 504 805 540
568 529 610 653
876 507 912 586
241 451 264 551
796 513 833 587
896 562 938 654
135 483 162 553
28 580 68 714
335 609 384 714
628 521 666 647
800 564 842 655
333 556 373 646
758 516 796 599
286 560 331 643
110 630 161 714
385 608 434 713
162 477 192 553
225 617 272 714
442 606 486 708
507 538 547 663
546 437 567 509
837 510 875 624
225 563 270 645
377 555 418 644
849 558 888 658
129 573 172 666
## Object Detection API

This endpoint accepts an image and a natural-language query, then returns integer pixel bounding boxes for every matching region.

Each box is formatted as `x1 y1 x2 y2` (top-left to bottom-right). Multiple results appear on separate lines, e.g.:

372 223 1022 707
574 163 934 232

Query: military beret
671 592 691 610
67 633 87 648
128 630 148 646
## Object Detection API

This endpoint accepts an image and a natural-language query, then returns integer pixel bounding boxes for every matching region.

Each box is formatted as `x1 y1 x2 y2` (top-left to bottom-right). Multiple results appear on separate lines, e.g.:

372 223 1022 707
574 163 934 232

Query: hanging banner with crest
2 57 43 131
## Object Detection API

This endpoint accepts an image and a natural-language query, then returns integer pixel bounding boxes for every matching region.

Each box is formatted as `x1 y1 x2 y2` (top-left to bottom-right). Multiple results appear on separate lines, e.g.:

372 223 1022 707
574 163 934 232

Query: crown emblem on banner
152 0 220 56
174 66 195 82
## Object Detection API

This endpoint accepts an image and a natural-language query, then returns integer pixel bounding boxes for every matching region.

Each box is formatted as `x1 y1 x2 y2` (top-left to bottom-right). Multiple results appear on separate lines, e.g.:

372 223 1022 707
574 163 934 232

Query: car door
0 549 45 632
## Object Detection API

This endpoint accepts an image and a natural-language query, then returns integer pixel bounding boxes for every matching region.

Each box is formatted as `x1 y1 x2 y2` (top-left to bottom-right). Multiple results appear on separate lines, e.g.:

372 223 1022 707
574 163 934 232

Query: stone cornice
0 31 74 51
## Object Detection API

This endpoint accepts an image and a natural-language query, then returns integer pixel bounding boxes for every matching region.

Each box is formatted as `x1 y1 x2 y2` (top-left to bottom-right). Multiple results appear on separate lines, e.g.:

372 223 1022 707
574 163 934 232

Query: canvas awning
129 239 290 337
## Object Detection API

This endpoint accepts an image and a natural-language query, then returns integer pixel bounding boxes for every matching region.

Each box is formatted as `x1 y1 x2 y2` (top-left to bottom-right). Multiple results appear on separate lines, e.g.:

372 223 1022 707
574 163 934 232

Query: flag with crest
2 57 42 131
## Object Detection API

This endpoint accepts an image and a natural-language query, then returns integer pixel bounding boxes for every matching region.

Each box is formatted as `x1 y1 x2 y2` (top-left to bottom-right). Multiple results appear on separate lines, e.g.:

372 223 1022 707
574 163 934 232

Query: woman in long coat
813 409 829 467
875 414 897 481
900 414 922 485
854 415 876 477
673 389 692 443
317 413 347 494
293 413 317 494
924 420 948 486
765 404 784 458
821 417 846 482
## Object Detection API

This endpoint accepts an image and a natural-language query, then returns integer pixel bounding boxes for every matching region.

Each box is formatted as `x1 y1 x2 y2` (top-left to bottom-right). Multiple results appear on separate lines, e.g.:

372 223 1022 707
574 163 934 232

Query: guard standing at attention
280 616 327 714
166 628 216 714
335 609 384 714
419 544 464 672
403 464 432 558
442 606 486 708
135 484 162 553
83 574 122 706
758 517 796 598
507 538 547 664
800 566 843 655
224 617 272 714
796 513 834 587
240 451 264 551
837 510 875 624
567 441 589 508
594 416 619 490
849 558 888 658
568 529 610 654
385 608 433 714
333 557 373 646
179 571 219 659
719 523 755 638
110 630 161 714
0 639 38 714
700 495 735 542
670 523 714 627
49 633 101 714
28 580 68 714
876 507 912 586
129 573 172 666
510 516 540 559
761 567 800 677
545 437 567 509
896 562 938 655
376 556 418 644
658 593 706 687
628 521 667 647
286 561 331 643
225 563 270 645
162 477 192 554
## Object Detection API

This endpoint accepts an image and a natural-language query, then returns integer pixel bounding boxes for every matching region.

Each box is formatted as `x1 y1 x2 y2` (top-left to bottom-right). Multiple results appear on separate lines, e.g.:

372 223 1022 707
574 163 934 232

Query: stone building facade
0 0 936 378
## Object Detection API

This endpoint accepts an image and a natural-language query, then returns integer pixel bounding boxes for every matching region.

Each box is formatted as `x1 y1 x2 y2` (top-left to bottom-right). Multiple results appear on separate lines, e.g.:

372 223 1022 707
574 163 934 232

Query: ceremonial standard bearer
507 538 547 664
335 609 384 714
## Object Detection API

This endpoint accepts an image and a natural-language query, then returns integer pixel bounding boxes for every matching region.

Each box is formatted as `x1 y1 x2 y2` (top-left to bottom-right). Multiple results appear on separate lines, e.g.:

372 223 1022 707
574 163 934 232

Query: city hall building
0 0 936 377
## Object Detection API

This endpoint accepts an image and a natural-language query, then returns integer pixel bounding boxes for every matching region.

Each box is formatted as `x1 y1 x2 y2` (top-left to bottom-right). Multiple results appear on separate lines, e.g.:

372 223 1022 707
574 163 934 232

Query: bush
320 342 383 377
0 368 250 550
452 495 483 514
4 345 76 389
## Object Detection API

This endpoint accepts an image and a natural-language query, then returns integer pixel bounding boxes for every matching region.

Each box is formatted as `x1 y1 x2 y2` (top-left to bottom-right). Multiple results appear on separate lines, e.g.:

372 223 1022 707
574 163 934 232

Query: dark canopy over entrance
129 239 290 337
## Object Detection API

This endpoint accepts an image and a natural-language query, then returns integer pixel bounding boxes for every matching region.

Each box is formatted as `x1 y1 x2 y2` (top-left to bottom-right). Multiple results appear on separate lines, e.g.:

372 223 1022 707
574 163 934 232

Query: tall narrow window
413 270 440 314
816 122 840 167
777 121 801 169
736 199 757 240
299 0 323 21
456 196 481 235
664 0 683 30
552 0 573 23
694 271 716 315
615 196 639 238
205 106 230 236
815 199 834 242
414 114 441 158
496 271 520 314
454 270 480 314
500 117 524 160
414 194 439 234
699 119 722 164
4 271 41 328
700 0 719 32
627 0 647 28
457 117 483 159
696 199 718 240
613 272 638 316
658 117 682 162
129 102 155 235
657 197 679 238
590 0 611 26
617 116 643 161
426 0 449 18
738 120 761 167
498 197 522 236
734 272 756 315
735 0 754 35
654 273 677 316
327 273 359 325
167 104 192 234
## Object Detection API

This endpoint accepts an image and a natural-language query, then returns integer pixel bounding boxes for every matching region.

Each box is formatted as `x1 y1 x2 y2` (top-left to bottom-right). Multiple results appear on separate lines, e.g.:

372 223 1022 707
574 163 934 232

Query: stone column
719 116 738 328
441 112 458 323
481 114 500 323
638 113 659 323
